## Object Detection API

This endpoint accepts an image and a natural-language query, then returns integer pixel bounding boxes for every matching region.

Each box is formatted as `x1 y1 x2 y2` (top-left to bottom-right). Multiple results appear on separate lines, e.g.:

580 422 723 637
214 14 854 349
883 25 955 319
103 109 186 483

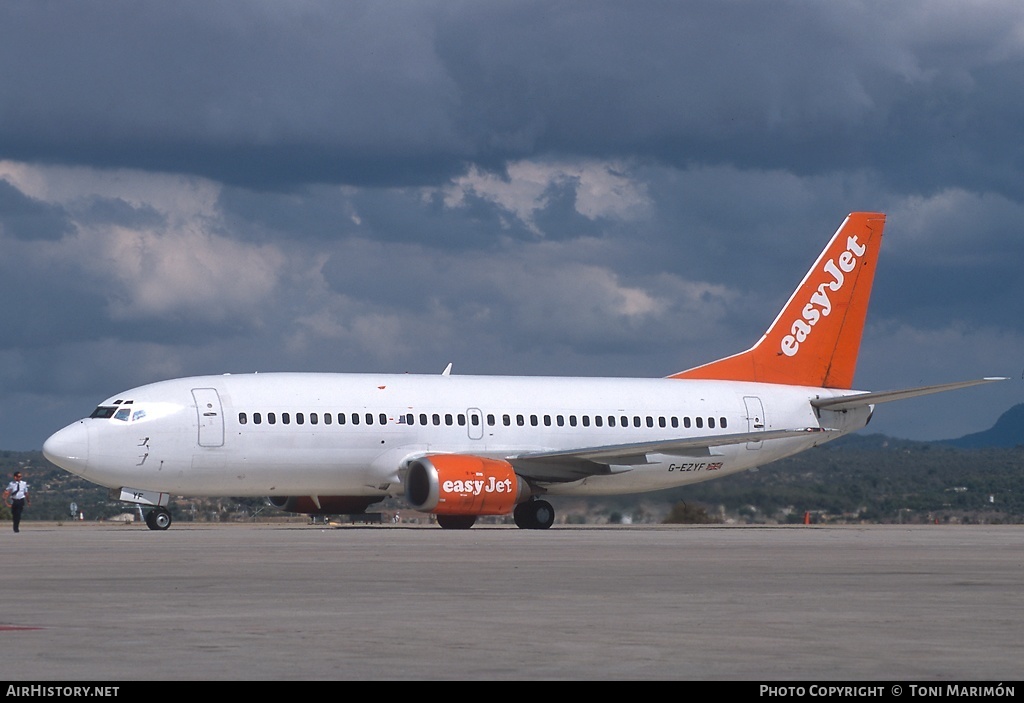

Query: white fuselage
43 372 871 501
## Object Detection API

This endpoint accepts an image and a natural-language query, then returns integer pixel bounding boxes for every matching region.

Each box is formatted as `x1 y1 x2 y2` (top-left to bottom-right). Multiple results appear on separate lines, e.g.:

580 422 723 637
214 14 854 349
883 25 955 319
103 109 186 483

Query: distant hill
941 403 1024 449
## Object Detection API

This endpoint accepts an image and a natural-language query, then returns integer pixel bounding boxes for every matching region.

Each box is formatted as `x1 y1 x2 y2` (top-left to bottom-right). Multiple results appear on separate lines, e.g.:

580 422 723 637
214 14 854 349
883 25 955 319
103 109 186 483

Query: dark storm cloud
1 1 1022 449
2 2 1022 194
0 257 107 350
217 182 546 249
0 179 73 240
71 197 166 230
0 2 469 185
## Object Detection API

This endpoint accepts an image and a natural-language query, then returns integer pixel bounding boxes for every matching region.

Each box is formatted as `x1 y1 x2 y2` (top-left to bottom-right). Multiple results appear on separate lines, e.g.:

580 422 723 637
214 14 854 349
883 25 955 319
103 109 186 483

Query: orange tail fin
670 212 886 389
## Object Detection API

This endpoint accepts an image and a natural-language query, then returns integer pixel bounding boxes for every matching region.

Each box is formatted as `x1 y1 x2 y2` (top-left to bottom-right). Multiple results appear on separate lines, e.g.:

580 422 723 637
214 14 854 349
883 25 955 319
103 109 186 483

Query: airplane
42 212 1005 530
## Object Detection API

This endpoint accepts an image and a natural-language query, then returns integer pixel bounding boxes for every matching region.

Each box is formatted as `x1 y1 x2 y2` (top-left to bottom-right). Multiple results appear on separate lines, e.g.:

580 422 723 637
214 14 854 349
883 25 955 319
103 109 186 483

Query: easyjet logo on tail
780 235 867 358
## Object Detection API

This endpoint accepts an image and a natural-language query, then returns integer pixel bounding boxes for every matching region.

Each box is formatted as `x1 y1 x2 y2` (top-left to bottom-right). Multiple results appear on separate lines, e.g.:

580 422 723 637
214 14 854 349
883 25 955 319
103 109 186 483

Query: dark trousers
11 498 25 532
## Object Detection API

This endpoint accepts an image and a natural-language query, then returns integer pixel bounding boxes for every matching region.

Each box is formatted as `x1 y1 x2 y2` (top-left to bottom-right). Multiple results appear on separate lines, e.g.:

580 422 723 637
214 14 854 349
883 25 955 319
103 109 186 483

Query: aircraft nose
43 421 91 476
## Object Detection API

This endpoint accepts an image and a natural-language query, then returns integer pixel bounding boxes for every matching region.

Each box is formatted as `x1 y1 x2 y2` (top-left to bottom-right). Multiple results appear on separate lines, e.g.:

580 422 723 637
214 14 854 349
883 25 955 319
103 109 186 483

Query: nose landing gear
145 506 172 531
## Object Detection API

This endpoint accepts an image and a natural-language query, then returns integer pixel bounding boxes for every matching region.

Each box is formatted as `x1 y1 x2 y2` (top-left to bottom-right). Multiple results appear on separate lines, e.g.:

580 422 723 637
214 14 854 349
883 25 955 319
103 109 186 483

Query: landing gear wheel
513 502 530 528
514 500 555 530
531 500 555 529
147 507 172 531
436 514 476 529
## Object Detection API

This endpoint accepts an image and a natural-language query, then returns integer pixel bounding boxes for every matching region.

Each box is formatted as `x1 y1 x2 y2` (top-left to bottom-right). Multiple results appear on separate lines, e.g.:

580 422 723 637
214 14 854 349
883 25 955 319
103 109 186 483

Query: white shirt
5 480 28 500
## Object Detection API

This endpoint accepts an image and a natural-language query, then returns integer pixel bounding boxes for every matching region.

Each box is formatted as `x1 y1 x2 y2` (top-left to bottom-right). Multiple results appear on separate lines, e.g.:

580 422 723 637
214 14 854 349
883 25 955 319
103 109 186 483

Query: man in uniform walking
4 471 30 533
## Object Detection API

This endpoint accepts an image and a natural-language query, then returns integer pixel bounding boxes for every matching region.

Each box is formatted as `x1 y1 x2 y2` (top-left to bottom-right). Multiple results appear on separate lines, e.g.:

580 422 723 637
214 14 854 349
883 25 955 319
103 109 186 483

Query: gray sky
2 1 1022 449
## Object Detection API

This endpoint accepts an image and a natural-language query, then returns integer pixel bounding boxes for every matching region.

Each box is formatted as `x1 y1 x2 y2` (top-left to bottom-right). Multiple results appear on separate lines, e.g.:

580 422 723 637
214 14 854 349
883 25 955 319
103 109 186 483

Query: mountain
941 403 1024 449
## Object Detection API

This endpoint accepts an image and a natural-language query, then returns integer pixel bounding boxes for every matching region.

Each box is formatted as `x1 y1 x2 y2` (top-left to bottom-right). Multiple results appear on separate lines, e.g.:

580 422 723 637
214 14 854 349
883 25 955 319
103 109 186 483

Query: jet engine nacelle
405 455 525 516
267 495 384 516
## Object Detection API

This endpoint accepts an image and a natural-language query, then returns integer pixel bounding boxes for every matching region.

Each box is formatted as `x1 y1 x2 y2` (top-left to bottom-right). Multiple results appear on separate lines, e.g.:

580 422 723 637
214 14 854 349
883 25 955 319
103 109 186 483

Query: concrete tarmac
1 522 1021 681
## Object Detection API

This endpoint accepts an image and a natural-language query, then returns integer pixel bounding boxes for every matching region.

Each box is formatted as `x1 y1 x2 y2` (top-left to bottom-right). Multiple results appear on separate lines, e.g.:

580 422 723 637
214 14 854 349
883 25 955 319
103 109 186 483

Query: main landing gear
434 500 556 530
514 500 555 530
436 514 477 530
145 506 172 531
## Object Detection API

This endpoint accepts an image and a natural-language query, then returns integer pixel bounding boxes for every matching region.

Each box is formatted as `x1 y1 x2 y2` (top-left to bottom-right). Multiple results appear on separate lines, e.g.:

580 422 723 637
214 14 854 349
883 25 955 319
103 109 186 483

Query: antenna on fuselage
442 363 453 376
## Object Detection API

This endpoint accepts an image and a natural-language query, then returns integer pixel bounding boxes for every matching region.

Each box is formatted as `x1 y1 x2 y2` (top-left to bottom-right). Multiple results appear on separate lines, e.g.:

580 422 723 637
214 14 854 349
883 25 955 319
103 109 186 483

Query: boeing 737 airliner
43 213 1004 529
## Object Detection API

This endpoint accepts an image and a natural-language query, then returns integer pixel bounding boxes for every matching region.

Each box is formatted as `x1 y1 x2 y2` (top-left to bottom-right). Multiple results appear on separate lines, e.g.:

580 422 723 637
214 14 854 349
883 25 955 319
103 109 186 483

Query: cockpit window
114 408 131 422
132 409 147 422
90 406 118 419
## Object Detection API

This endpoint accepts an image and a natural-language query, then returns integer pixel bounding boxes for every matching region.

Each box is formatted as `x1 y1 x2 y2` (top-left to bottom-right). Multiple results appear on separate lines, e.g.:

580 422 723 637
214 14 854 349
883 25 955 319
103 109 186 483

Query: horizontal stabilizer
811 377 1009 411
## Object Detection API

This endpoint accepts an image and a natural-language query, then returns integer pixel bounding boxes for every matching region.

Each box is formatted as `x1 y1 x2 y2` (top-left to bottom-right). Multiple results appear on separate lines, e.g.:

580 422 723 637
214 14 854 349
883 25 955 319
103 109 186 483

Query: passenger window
338 413 346 425
282 413 290 425
516 415 525 427
659 417 666 428
671 417 678 428
380 413 387 425
720 417 728 428
608 416 616 427
708 417 716 429
582 416 590 427
296 413 304 425
254 413 262 425
352 413 360 425
433 414 441 426
683 417 691 428
420 413 428 425
530 415 538 427
502 414 511 426
239 413 247 424
323 413 331 425
458 414 466 426
633 416 641 428
310 413 318 425
487 414 495 426
696 417 703 428
268 413 277 425
621 416 628 427
544 415 551 427
646 416 654 428
595 416 603 427
557 415 565 427
445 413 453 426
366 413 374 425
569 415 577 427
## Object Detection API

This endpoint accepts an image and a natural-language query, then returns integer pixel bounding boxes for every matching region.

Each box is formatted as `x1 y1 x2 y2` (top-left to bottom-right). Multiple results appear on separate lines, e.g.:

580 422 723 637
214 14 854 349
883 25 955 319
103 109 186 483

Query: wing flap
507 427 828 482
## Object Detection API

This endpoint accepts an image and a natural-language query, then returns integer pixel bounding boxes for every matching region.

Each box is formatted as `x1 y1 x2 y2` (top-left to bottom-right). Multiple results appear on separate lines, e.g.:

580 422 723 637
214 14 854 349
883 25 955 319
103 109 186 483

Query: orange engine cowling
405 455 525 516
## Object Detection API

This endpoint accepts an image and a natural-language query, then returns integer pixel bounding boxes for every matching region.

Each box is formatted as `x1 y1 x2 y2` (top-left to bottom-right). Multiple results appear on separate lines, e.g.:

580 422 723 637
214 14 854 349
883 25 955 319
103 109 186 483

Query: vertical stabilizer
669 212 886 389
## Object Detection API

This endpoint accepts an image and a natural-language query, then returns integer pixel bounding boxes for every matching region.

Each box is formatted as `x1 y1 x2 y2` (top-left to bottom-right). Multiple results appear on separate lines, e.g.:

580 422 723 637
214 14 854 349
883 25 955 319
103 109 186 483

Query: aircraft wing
506 427 829 482
811 377 1008 411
